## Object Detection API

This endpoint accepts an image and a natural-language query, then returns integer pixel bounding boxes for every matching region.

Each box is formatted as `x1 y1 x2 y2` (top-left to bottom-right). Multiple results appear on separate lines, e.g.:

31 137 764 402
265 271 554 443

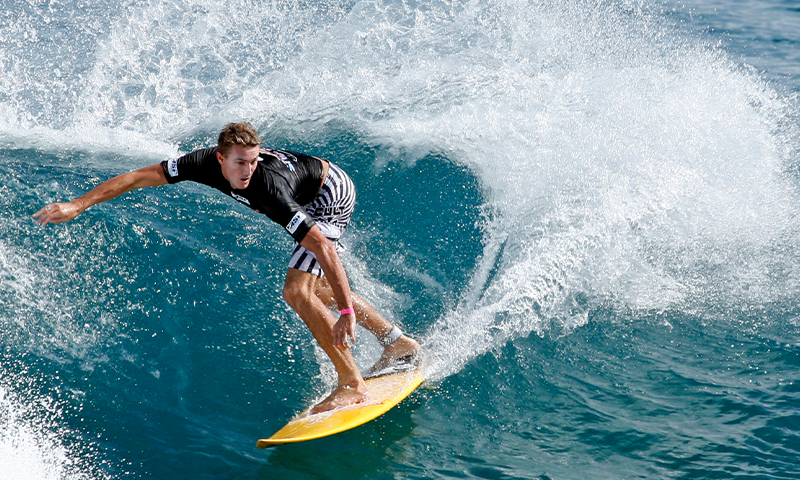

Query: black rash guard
160 147 326 242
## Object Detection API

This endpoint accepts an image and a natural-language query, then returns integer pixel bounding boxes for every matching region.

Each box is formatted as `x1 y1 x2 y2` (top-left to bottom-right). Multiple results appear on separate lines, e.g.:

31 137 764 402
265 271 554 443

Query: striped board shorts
288 162 356 277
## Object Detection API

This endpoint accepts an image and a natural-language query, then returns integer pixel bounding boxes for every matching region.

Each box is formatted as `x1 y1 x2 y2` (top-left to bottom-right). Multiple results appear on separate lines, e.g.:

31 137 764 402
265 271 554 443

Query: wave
206 0 800 380
4 0 800 381
229 0 800 379
2 1 800 475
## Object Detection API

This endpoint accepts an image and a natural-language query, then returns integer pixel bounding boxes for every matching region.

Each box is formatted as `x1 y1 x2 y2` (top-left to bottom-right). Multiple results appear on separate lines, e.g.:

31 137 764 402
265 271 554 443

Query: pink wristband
339 308 355 315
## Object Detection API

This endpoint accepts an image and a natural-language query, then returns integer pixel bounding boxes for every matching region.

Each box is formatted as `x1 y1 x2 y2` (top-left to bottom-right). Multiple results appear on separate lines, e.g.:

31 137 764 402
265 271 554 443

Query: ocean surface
2 0 800 478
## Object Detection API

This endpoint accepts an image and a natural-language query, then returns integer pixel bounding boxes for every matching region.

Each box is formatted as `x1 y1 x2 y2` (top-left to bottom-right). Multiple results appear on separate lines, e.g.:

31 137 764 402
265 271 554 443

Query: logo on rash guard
167 159 179 177
282 160 296 172
261 148 288 161
286 211 306 234
262 148 296 172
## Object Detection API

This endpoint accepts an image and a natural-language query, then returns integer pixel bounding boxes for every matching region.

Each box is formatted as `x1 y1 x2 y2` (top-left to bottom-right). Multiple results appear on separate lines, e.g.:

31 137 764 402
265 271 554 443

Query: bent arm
34 163 168 225
300 226 356 346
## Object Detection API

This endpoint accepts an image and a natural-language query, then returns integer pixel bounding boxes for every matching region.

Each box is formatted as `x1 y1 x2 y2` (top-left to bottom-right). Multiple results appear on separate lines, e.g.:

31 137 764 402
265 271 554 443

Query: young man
34 122 420 413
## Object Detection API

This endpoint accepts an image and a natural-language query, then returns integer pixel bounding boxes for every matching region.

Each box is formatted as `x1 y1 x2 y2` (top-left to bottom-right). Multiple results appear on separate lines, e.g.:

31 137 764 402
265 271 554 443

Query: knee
283 278 313 310
282 282 302 309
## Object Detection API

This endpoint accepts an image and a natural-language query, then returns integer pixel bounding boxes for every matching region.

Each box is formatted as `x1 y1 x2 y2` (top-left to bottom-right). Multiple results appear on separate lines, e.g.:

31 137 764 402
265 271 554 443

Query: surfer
34 122 420 413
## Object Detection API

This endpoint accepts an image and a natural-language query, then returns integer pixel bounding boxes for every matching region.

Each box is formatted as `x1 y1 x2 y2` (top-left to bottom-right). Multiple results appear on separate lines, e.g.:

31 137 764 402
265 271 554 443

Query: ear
216 151 225 165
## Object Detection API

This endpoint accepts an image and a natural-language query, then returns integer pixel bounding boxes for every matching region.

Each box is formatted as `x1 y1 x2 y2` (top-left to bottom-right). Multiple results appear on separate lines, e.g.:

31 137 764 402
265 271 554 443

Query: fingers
33 204 57 225
32 203 75 225
333 326 353 348
332 314 356 348
332 322 344 347
345 326 356 347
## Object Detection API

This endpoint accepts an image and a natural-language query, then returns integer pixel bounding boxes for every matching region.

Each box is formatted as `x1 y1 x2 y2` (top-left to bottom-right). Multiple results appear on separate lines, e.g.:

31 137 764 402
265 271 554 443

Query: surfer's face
218 145 260 190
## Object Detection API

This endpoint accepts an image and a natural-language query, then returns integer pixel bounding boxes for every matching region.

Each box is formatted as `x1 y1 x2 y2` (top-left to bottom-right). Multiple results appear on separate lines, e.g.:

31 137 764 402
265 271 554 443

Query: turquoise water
2 0 800 478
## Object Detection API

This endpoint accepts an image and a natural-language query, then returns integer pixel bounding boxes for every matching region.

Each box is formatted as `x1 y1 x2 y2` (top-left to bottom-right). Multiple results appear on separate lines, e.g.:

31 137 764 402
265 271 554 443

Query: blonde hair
218 122 262 155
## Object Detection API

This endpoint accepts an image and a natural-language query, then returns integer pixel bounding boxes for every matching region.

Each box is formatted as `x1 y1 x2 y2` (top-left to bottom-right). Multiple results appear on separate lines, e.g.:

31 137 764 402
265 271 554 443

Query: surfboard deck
257 367 423 447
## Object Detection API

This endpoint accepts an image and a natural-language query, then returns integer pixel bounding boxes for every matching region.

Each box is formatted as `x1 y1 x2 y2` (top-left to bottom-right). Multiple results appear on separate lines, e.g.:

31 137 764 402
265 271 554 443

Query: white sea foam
218 0 800 380
0 384 94 480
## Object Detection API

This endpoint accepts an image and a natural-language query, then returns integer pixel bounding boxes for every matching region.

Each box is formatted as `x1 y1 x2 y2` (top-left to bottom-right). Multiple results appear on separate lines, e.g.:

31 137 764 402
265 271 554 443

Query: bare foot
311 382 369 414
369 335 421 373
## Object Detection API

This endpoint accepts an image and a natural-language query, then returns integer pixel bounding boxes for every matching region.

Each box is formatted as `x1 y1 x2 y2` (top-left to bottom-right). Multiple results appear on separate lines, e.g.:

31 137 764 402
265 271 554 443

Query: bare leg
283 268 368 414
314 278 420 371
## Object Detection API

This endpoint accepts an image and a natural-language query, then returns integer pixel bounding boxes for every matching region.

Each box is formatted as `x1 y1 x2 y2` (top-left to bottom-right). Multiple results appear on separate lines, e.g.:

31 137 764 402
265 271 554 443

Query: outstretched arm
299 226 356 347
33 163 168 225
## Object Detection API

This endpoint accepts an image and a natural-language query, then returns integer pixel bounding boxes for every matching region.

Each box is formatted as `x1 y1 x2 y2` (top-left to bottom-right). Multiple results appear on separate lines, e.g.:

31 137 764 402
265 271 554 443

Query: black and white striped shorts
288 162 356 276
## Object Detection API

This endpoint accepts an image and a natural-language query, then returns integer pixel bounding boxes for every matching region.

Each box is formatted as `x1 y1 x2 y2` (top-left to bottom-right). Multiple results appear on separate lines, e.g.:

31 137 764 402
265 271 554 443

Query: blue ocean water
2 0 800 478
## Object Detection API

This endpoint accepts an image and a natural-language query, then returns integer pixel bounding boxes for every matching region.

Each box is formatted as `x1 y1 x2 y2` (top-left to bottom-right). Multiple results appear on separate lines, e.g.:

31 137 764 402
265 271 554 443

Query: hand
33 202 82 225
332 312 356 348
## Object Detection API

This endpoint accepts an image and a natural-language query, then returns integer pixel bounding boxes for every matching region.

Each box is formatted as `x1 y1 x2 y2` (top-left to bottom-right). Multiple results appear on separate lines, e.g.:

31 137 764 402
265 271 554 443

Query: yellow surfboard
257 367 424 447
